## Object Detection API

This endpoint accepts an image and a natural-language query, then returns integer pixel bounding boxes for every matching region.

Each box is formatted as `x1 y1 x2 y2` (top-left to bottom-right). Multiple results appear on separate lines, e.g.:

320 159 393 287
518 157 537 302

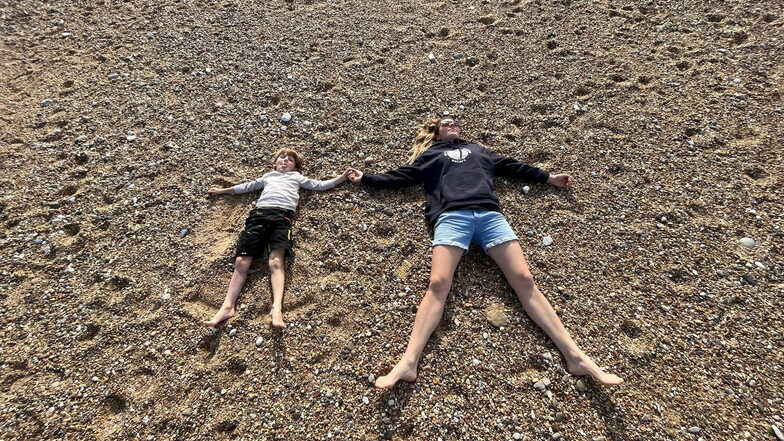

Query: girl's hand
547 174 573 188
347 168 363 184
207 188 226 196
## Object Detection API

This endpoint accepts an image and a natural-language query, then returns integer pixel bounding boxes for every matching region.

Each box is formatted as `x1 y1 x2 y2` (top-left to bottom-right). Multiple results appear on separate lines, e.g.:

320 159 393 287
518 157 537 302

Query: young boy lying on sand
204 148 349 328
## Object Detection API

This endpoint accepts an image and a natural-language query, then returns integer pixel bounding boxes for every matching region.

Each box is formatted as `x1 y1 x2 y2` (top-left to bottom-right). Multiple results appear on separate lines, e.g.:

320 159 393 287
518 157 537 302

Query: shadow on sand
587 381 629 441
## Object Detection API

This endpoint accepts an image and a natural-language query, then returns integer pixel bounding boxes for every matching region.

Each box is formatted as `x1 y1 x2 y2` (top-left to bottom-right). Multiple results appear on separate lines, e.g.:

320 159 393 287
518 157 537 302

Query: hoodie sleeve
360 157 425 189
485 148 550 184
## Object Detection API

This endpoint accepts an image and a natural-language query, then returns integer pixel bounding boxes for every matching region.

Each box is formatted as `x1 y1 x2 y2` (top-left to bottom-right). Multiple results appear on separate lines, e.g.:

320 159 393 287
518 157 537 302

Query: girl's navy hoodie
360 139 550 229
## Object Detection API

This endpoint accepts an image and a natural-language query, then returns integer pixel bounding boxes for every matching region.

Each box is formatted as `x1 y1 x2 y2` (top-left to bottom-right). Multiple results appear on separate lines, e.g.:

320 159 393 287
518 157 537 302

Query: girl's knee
515 274 541 303
427 275 452 298
512 270 536 290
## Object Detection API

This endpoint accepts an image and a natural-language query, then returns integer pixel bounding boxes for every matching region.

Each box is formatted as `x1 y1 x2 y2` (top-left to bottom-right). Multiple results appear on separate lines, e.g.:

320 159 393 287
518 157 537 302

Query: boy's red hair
274 148 303 171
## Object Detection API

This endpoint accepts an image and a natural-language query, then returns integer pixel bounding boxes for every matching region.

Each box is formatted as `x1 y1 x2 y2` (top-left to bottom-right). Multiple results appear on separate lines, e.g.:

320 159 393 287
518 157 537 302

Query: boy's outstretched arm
298 170 348 191
207 187 235 196
336 168 351 184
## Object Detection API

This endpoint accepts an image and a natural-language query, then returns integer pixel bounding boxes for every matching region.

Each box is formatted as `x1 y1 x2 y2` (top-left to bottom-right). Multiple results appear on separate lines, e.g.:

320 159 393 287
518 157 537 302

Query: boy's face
275 154 297 172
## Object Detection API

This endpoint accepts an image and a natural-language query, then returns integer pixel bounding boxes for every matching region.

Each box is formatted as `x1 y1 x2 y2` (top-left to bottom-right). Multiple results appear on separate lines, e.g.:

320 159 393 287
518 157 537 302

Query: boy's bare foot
203 305 235 328
271 309 286 328
375 359 418 389
566 353 624 385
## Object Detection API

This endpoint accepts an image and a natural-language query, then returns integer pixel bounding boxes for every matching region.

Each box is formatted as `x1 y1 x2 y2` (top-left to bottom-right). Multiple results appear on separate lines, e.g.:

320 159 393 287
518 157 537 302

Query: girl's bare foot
203 305 235 327
271 309 286 328
375 358 418 389
566 353 624 385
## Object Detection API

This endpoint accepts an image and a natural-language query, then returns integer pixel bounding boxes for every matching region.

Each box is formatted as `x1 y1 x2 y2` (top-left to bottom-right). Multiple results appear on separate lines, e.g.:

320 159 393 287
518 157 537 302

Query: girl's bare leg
487 241 623 385
203 256 254 327
375 245 464 389
268 248 286 328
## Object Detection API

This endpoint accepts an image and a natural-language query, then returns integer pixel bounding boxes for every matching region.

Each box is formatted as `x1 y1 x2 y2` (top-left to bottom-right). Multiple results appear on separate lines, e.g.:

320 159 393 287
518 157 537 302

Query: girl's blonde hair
407 118 442 164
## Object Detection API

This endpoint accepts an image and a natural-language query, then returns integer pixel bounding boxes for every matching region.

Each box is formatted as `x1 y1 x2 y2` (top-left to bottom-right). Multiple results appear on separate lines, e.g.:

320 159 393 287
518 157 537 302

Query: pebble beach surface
1 0 782 440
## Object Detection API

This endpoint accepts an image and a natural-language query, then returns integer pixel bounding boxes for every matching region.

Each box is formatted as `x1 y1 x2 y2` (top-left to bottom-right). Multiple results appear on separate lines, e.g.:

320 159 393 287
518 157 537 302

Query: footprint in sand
619 319 642 338
108 275 132 291
675 60 691 71
77 323 100 341
197 331 221 360
223 358 247 375
63 223 80 236
478 15 497 26
575 86 592 100
101 394 129 415
215 420 239 434
184 298 221 321
57 183 79 196
528 149 552 163
743 166 769 181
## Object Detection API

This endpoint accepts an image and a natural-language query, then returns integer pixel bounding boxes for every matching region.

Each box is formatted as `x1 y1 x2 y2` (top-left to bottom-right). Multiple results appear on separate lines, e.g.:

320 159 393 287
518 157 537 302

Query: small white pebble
739 237 756 249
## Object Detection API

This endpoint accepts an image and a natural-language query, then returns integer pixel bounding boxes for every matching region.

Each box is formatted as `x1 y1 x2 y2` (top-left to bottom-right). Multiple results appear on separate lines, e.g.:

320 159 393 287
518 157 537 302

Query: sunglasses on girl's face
440 119 461 128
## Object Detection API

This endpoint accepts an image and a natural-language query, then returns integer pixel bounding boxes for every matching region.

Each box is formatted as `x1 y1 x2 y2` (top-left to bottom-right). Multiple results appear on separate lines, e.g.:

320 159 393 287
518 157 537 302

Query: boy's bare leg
203 256 254 327
487 241 623 385
375 245 463 389
268 248 286 328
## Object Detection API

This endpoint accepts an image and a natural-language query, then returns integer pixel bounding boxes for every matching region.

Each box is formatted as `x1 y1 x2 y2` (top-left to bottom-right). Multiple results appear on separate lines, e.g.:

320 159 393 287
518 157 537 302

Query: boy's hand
347 168 363 184
339 168 352 182
207 188 226 196
547 174 573 188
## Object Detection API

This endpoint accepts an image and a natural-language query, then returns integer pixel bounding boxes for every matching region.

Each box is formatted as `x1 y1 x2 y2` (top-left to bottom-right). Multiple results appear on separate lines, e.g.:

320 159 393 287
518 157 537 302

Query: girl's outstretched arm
348 161 423 189
547 174 574 188
347 168 363 184
486 148 550 184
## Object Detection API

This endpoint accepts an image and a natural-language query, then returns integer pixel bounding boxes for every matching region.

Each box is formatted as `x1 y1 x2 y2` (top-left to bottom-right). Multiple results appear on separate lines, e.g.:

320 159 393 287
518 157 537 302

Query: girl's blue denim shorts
432 210 518 251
